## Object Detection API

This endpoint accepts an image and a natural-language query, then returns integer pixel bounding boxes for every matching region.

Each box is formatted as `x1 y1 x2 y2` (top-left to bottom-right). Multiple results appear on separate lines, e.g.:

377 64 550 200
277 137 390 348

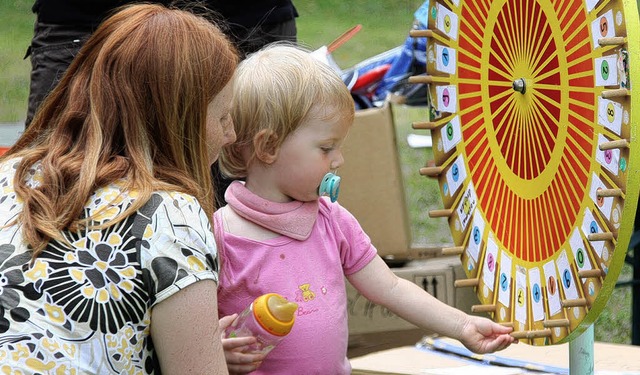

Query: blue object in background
373 22 427 100
343 0 429 108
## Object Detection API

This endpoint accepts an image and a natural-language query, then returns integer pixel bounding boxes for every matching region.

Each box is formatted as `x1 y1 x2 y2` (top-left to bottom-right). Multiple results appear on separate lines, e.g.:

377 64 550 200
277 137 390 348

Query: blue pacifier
319 172 340 202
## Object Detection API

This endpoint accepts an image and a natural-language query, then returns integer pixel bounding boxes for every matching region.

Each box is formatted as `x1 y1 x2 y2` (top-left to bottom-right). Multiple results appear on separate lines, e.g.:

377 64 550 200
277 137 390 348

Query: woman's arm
347 256 515 354
151 279 229 374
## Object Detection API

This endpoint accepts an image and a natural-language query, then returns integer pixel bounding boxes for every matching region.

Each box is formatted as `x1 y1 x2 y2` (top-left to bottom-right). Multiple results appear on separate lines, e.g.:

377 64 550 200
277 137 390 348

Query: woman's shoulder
0 156 21 170
0 157 45 191
0 157 19 181
137 190 209 227
106 188 204 213
134 191 215 273
0 156 33 178
86 186 209 233
152 190 203 210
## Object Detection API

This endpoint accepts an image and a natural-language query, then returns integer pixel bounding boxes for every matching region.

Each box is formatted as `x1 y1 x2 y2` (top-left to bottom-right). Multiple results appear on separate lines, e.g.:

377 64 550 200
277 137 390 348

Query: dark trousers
25 21 92 126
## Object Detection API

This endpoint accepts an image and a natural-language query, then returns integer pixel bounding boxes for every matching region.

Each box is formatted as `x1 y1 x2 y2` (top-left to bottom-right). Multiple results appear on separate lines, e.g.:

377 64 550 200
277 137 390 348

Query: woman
0 3 237 374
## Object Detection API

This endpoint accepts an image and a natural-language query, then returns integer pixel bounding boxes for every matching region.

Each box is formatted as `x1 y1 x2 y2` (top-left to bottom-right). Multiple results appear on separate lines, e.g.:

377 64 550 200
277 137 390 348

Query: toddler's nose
331 152 344 170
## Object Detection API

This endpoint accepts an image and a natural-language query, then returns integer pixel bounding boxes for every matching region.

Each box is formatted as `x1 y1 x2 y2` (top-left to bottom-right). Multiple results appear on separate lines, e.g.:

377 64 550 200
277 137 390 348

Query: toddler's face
268 105 351 203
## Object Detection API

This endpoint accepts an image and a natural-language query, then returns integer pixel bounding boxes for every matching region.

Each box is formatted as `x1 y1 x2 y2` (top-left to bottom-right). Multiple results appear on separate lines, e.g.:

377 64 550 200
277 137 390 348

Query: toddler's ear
253 129 279 164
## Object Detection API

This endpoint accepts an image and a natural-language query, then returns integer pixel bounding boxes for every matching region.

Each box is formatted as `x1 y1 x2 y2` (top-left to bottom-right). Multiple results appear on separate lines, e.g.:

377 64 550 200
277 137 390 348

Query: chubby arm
347 256 515 354
151 280 229 375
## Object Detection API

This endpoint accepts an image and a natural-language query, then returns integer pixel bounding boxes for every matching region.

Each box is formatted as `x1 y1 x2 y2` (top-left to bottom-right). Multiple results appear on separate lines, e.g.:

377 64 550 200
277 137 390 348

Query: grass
393 106 456 246
0 0 33 122
594 262 633 344
0 0 634 345
297 1 424 68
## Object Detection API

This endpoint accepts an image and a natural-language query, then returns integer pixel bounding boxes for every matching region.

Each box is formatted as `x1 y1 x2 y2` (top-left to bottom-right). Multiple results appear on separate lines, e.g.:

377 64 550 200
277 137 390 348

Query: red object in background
351 63 391 93
327 24 362 53
0 147 8 156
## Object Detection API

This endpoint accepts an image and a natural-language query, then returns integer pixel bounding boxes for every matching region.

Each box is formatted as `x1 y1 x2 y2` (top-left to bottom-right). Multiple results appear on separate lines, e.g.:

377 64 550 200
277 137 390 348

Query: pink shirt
215 186 377 374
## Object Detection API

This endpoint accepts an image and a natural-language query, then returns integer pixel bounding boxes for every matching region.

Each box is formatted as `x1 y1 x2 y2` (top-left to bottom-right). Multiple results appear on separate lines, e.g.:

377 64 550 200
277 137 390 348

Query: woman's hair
220 44 354 178
3 3 238 256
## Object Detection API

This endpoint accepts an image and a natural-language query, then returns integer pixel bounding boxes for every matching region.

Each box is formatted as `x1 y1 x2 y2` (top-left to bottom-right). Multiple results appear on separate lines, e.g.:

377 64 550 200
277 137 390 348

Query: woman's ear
253 129 279 164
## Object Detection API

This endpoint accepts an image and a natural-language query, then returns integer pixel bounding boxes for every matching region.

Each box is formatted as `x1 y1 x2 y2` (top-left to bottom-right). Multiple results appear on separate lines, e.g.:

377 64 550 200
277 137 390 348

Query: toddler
216 44 515 374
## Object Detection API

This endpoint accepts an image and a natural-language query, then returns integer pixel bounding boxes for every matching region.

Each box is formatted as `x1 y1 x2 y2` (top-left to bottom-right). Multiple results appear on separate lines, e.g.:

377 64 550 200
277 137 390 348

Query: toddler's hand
459 315 517 354
219 314 266 374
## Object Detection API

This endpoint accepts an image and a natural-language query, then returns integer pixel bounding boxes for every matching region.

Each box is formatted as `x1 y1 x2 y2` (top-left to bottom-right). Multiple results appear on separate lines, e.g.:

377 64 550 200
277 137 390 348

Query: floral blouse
0 158 219 374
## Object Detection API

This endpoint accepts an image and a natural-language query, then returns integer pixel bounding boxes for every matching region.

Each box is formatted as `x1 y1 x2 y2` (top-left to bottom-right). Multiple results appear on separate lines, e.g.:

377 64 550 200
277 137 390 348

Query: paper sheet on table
350 335 640 374
419 364 553 374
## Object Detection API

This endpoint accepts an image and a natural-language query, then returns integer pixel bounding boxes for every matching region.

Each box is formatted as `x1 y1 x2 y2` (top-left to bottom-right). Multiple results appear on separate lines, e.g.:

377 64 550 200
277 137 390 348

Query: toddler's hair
220 44 355 178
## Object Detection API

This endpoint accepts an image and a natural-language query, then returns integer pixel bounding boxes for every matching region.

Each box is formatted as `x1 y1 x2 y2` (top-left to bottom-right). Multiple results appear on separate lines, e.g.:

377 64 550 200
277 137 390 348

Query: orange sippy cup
224 293 298 355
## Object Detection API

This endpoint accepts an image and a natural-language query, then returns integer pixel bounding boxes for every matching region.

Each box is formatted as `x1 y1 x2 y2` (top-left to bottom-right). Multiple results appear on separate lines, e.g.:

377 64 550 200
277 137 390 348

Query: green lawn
0 0 634 345
297 1 424 68
0 0 33 122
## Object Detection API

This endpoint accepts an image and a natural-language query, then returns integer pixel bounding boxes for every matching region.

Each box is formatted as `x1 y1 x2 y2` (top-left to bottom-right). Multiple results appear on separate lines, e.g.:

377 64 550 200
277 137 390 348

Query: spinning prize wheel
409 0 640 345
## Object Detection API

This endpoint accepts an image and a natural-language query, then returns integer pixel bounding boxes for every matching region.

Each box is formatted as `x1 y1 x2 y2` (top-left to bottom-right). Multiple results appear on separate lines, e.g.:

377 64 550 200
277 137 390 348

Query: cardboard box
347 256 481 357
348 257 456 335
339 102 412 258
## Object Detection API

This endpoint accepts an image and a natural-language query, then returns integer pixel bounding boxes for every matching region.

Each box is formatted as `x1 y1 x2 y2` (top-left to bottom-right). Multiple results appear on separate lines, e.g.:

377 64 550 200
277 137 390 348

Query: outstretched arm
347 256 516 354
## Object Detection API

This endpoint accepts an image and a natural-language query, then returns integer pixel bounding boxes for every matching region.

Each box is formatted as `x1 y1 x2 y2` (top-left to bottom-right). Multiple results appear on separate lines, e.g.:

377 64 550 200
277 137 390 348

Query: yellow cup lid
253 293 298 336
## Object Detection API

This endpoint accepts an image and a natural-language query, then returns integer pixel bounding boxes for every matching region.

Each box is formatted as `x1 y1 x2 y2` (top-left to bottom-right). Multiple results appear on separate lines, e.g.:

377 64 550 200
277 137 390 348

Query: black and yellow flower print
0 158 219 374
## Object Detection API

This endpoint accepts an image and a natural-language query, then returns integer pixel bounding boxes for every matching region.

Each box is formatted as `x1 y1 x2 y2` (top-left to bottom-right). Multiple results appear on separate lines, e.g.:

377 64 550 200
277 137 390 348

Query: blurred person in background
25 0 297 206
